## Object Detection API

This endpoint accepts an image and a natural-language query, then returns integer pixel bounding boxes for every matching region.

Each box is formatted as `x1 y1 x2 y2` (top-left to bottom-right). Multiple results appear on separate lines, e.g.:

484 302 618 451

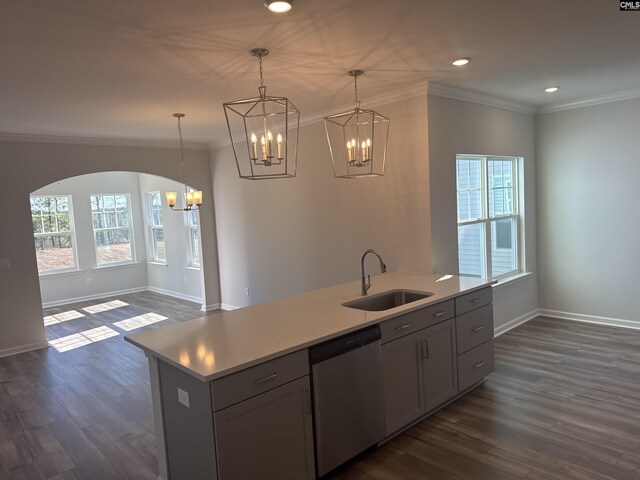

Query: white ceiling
1 0 639 144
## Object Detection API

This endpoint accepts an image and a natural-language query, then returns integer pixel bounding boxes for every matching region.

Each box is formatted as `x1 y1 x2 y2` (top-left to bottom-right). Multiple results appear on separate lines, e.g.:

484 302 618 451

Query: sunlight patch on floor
43 310 85 326
113 312 168 331
82 300 128 314
48 326 120 352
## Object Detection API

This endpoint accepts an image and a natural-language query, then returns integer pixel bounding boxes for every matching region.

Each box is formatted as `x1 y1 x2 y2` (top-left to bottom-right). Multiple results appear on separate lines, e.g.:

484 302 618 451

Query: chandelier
223 48 300 180
165 113 203 211
324 70 390 178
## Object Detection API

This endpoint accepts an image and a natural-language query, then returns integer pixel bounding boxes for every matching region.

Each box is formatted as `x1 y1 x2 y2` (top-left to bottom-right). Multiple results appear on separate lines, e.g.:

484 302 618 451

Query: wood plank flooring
2 301 640 479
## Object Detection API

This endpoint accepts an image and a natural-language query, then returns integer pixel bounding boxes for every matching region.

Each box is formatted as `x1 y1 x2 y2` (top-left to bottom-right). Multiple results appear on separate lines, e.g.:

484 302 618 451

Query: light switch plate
177 387 190 408
0 258 10 270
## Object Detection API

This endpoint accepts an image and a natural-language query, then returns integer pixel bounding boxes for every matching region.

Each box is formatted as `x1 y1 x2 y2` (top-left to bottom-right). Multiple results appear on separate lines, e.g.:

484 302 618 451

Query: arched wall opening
0 140 220 357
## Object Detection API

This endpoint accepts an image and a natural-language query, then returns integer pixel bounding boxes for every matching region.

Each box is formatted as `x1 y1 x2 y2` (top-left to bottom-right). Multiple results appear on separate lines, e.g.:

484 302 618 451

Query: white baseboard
42 287 148 308
494 309 540 337
538 309 640 331
147 286 202 305
0 341 49 359
201 303 222 312
221 303 242 311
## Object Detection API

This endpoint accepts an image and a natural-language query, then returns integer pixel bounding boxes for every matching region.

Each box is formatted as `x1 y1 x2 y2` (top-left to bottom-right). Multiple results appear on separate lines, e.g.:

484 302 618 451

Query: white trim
494 309 539 337
93 261 142 271
538 309 640 331
0 132 209 150
147 286 202 305
537 87 640 114
41 286 148 308
221 303 242 311
208 82 430 150
39 268 86 278
428 83 537 114
0 341 49 359
201 303 222 312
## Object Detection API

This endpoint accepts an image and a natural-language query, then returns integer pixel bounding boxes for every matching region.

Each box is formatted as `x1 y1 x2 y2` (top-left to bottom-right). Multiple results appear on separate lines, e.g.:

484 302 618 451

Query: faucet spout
360 249 387 296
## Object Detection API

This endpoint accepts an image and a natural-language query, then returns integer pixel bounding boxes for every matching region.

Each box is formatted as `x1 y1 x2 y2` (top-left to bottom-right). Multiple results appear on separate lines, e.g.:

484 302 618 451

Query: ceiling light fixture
166 114 203 211
223 48 300 180
324 70 390 179
264 0 293 12
452 58 470 66
545 86 559 93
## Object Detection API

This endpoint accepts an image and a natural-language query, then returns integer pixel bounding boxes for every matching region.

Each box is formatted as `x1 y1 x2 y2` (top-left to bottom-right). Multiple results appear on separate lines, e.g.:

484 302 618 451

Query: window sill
185 265 201 271
93 261 142 271
39 268 84 278
148 261 168 267
491 271 533 290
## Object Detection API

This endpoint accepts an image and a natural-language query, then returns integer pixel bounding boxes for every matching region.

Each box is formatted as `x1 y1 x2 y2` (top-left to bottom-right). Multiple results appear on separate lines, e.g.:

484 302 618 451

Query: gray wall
0 141 220 357
537 99 640 324
211 95 431 308
428 94 539 329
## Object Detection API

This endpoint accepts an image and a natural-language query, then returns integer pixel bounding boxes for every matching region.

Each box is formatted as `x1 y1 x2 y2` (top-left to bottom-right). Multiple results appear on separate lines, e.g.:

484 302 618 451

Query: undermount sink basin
342 289 434 312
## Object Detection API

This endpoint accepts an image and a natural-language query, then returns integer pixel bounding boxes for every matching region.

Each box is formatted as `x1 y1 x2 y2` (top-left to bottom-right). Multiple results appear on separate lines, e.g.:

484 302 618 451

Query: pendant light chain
176 115 188 186
354 74 360 107
258 54 265 87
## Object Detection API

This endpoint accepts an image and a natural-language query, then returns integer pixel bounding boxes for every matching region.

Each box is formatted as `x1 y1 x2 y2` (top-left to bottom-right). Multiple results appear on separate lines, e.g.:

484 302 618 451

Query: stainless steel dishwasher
310 325 385 477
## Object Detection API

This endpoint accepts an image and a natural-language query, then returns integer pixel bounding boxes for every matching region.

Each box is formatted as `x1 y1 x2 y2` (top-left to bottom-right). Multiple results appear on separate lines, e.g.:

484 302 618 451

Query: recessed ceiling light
545 86 559 93
264 0 293 12
452 58 470 66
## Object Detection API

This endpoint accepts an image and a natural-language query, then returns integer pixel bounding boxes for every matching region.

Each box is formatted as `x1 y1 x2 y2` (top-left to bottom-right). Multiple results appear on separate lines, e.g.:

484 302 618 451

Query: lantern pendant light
165 113 203 211
223 48 300 180
324 70 390 179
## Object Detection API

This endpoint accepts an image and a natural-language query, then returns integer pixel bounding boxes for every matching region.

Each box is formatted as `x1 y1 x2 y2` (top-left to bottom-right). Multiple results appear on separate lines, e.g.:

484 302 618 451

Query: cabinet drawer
457 340 494 392
455 287 492 316
380 300 454 343
456 304 494 354
211 350 309 411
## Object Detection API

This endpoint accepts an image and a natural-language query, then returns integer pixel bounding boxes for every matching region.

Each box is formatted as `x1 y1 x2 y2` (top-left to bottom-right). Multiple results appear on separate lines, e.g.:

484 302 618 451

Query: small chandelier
223 48 300 180
324 70 390 179
166 113 203 211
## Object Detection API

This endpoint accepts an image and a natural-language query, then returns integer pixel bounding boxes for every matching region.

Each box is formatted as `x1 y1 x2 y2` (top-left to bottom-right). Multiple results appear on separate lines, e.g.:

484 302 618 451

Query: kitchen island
126 271 495 480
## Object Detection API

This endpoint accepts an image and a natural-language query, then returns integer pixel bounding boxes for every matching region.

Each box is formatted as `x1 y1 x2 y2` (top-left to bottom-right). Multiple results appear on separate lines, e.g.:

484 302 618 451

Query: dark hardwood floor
2 302 640 479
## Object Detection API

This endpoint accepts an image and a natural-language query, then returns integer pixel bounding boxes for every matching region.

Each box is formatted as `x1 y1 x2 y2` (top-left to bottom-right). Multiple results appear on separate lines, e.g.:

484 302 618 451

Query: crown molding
208 82 430 150
537 87 640 114
427 83 537 115
0 132 210 150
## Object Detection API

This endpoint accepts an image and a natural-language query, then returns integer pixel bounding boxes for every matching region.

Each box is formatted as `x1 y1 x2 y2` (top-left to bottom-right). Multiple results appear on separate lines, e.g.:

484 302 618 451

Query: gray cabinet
381 318 458 436
214 376 315 480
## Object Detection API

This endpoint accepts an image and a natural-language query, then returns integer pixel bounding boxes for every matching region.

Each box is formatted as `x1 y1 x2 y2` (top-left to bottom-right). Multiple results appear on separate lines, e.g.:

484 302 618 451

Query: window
147 192 166 263
187 206 200 267
456 155 521 279
90 194 134 266
30 195 77 273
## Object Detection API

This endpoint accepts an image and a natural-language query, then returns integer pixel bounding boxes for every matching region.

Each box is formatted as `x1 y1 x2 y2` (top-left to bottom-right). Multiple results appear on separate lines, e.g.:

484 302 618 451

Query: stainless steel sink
342 290 434 312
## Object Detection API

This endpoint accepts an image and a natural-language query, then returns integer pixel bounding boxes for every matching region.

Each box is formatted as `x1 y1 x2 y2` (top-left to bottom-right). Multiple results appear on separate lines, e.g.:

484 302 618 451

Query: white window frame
146 191 166 264
90 193 136 267
456 155 523 280
31 195 79 275
186 193 201 268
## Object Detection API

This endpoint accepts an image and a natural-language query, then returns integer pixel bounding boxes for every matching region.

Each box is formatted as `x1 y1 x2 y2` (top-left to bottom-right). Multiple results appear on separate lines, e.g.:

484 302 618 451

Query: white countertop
125 272 493 382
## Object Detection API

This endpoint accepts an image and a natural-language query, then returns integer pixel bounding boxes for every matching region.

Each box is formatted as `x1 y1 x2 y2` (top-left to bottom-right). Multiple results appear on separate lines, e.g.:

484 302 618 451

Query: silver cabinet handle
432 310 447 317
255 373 278 384
472 325 484 332
395 323 411 331
470 297 483 304
473 362 485 369
422 340 429 359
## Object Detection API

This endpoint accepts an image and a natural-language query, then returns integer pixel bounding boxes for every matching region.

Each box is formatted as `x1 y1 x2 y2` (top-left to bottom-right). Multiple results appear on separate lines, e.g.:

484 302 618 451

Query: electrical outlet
245 287 250 296
86 278 92 286
0 258 10 270
177 387 190 408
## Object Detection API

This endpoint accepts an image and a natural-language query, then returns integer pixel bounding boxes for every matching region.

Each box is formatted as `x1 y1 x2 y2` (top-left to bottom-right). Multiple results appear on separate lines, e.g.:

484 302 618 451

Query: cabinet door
381 331 424 436
214 376 315 480
421 318 458 413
